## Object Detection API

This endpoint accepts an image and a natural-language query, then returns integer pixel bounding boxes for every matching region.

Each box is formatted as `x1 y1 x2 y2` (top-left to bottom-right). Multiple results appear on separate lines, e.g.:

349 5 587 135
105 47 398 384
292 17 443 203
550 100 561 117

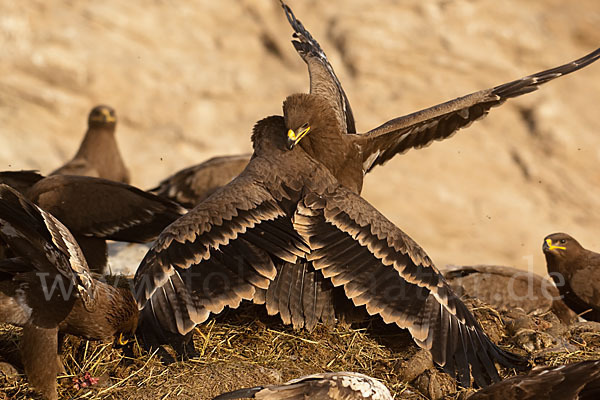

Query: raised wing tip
575 46 600 67
493 47 600 98
280 1 297 27
280 0 319 51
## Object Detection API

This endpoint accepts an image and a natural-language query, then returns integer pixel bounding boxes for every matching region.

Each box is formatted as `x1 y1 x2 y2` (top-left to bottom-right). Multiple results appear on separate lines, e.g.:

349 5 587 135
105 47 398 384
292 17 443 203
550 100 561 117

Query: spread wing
281 1 356 133
150 154 250 208
356 47 600 173
213 372 392 400
134 159 310 336
27 175 187 243
0 184 96 310
469 360 600 400
292 186 526 387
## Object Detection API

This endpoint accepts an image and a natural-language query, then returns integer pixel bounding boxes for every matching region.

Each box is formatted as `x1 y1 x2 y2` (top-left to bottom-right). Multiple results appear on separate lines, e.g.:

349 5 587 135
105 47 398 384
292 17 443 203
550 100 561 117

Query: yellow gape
546 238 566 251
101 108 116 123
287 125 311 149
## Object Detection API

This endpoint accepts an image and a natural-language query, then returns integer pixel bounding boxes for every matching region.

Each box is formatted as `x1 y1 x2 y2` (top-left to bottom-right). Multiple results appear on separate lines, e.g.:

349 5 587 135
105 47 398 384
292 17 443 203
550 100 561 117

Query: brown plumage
26 175 187 273
0 170 45 259
212 372 393 400
134 112 526 388
19 324 62 400
280 2 600 191
135 3 599 387
444 264 577 325
0 184 138 400
543 233 600 322
50 105 130 184
258 1 600 334
468 360 600 400
150 154 250 208
138 3 599 340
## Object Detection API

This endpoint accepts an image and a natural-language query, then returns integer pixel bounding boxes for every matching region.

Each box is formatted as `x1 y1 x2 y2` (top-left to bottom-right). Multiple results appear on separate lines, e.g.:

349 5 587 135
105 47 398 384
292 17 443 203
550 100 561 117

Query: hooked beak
544 238 566 252
287 125 311 150
91 108 116 124
101 109 116 123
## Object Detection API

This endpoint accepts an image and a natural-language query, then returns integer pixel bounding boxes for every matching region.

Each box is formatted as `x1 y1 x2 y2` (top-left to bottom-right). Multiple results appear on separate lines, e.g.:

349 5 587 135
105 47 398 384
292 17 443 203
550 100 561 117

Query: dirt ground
2 297 600 399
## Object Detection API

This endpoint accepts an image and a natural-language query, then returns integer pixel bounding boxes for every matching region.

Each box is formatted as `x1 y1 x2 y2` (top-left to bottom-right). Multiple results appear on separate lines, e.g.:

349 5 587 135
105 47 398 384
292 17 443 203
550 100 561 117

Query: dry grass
1 300 600 400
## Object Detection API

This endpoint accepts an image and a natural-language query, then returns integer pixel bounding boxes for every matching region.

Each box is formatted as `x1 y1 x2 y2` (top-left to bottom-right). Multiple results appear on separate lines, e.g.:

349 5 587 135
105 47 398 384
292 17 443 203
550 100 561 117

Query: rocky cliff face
1 0 599 274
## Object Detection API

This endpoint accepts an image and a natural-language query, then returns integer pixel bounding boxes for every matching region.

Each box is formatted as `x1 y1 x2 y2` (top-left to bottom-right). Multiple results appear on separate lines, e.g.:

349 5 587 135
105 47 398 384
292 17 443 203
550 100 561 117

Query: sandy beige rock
1 0 599 276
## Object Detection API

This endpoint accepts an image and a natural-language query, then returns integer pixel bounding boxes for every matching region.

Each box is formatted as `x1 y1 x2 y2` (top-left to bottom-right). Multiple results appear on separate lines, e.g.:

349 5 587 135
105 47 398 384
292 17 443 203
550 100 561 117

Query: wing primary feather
358 47 600 172
289 262 306 329
265 264 283 317
302 270 318 331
